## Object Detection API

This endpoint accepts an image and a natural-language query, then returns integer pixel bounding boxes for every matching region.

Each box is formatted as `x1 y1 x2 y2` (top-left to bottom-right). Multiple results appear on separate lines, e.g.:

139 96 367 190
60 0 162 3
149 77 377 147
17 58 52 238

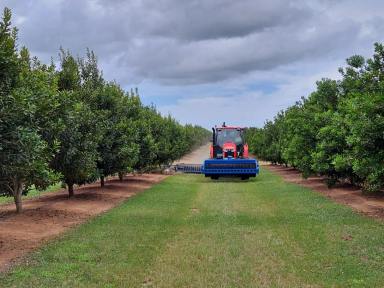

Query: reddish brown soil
0 174 166 272
265 164 384 219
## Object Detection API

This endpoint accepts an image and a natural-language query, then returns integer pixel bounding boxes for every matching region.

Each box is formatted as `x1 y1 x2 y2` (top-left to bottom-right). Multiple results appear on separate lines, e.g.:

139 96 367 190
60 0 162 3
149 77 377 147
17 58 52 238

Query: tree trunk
14 188 22 213
12 178 23 213
118 172 124 182
68 183 74 197
100 176 105 187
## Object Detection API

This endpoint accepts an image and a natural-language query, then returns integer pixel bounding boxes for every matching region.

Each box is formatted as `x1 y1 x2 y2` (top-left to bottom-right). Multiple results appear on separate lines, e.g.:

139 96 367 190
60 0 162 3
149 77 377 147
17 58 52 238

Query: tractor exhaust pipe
212 127 215 145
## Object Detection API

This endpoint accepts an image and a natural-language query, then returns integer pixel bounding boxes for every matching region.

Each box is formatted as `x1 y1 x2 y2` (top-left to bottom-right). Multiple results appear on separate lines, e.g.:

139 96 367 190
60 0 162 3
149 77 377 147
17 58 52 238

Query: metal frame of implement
203 158 259 177
175 163 202 174
175 158 259 177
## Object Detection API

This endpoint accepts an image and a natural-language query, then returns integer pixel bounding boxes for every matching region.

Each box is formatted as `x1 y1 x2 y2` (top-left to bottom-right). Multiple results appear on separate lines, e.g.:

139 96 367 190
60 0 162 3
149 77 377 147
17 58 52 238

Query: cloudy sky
3 0 384 128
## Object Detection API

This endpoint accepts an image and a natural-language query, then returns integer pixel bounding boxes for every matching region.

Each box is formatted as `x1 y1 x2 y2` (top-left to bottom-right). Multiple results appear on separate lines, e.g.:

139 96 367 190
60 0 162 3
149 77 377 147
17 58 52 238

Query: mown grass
0 183 62 205
1 169 384 287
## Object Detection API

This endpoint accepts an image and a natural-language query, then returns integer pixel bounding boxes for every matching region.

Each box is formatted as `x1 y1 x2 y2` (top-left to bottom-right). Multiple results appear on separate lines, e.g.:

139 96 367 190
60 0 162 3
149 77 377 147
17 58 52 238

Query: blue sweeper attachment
202 158 259 177
175 158 259 179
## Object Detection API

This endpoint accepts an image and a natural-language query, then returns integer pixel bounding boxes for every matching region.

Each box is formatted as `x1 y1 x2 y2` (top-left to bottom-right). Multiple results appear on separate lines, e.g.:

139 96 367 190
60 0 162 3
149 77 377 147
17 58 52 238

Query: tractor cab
210 124 249 159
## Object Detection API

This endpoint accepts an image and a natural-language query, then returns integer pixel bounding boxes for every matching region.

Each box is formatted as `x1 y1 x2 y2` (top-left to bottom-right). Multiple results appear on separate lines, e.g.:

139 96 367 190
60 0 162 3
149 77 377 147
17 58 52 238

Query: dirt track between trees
266 164 384 219
0 174 166 272
173 143 211 165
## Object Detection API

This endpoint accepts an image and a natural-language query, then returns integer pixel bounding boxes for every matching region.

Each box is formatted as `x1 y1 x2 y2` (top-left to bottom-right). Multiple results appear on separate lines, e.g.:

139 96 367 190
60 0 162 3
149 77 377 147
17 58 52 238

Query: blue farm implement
203 158 259 179
175 123 259 180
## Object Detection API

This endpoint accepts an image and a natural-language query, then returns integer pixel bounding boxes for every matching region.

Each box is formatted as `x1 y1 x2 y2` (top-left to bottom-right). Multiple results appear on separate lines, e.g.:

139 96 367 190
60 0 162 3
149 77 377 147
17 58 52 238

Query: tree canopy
246 43 384 193
0 8 210 212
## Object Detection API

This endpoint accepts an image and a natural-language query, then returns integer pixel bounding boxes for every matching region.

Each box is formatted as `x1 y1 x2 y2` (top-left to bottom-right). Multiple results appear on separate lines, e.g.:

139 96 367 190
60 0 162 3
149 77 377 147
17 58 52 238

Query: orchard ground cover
1 169 383 287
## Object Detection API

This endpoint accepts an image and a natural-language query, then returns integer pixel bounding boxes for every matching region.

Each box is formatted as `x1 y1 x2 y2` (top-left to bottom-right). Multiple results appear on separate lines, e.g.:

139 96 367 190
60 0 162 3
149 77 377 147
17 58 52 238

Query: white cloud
157 59 344 128
3 0 384 127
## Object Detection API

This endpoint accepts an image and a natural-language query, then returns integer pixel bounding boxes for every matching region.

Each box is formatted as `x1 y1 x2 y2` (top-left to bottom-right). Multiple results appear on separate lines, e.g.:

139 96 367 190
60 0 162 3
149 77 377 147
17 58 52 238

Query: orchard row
246 43 384 193
0 8 210 212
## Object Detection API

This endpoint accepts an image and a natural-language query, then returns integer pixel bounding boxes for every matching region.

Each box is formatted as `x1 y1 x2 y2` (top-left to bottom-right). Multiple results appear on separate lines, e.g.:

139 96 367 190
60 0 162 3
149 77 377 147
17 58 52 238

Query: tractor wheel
211 176 219 180
241 176 249 181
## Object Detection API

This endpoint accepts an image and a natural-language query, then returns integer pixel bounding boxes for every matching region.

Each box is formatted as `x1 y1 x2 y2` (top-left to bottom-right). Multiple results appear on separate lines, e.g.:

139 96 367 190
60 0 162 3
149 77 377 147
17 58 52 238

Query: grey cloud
130 0 314 41
3 0 384 86
119 16 361 84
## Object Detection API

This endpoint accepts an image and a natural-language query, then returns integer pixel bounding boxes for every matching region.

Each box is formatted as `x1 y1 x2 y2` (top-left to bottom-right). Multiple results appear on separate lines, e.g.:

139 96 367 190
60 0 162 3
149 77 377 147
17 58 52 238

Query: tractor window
216 129 243 146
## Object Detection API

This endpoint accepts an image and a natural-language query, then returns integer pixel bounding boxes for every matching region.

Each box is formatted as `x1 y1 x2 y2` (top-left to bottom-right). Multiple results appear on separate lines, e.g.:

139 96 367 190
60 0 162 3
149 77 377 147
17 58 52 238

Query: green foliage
51 49 102 195
344 92 384 192
57 48 80 91
0 10 60 211
0 7 18 96
94 83 139 182
281 102 317 175
50 94 101 195
248 43 384 192
246 115 285 164
0 7 210 210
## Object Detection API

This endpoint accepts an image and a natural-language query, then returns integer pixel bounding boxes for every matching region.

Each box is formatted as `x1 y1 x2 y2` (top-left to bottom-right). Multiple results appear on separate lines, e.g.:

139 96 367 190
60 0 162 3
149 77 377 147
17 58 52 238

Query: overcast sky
3 0 384 128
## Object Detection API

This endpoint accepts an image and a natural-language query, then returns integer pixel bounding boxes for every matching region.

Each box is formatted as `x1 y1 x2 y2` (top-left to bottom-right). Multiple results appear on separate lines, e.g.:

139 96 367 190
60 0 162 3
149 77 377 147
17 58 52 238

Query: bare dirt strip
265 164 384 219
0 174 167 272
173 143 211 165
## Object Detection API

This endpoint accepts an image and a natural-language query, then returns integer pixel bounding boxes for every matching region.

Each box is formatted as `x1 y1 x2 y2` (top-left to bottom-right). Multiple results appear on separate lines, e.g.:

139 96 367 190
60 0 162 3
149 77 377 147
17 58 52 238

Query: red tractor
203 123 259 180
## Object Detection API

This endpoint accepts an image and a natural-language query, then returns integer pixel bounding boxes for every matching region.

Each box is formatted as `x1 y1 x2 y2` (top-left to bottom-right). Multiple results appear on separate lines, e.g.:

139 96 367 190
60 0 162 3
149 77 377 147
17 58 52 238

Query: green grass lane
1 169 384 287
